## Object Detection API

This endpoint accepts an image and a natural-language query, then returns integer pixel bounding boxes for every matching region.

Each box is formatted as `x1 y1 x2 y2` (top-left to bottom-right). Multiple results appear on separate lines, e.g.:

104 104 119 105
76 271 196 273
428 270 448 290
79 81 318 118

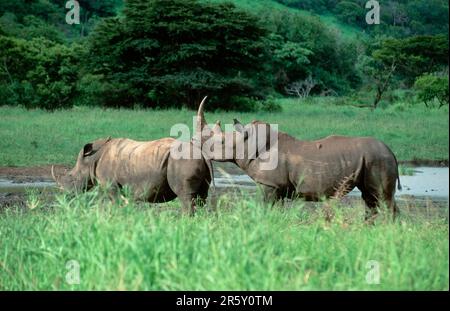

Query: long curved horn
196 96 208 135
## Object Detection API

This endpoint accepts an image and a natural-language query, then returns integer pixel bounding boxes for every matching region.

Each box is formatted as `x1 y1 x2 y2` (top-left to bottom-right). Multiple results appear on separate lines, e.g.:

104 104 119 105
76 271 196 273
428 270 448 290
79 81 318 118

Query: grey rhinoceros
53 134 213 214
196 97 402 221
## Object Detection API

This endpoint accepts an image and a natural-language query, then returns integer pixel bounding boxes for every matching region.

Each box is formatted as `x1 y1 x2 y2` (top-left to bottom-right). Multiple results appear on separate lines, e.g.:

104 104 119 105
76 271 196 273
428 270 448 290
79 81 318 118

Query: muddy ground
0 164 68 182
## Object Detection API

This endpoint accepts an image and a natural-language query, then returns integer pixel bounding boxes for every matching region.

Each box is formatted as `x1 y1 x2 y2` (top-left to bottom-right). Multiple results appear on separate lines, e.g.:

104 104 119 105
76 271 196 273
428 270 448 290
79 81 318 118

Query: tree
387 1 409 27
361 34 449 109
372 35 448 85
368 59 397 109
414 73 449 108
261 8 361 95
335 1 365 26
86 0 269 109
273 0 449 36
285 75 317 101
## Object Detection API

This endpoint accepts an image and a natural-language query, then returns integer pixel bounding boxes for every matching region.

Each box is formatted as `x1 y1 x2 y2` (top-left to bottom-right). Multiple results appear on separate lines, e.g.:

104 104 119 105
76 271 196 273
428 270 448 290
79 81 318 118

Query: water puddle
0 165 448 202
347 167 449 200
0 179 56 194
213 166 449 201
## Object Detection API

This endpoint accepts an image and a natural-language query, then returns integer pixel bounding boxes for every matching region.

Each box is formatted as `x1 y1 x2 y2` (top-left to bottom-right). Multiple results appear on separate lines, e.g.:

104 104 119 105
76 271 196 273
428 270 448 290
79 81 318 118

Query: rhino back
248 133 397 198
95 138 176 200
287 135 396 195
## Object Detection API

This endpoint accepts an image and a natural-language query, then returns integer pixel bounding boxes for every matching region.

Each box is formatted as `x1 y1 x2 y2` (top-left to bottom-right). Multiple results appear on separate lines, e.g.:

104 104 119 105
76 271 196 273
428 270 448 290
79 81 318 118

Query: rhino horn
196 96 208 135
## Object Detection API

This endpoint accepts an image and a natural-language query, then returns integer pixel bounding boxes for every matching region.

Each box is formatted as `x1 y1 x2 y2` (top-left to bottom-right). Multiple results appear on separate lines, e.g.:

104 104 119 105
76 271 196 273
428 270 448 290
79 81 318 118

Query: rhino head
195 97 273 165
52 137 112 192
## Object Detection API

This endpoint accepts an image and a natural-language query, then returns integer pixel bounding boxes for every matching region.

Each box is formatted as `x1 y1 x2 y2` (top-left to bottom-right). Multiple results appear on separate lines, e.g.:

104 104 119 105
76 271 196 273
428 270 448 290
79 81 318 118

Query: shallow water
0 179 55 193
354 167 448 199
213 165 449 201
0 166 448 201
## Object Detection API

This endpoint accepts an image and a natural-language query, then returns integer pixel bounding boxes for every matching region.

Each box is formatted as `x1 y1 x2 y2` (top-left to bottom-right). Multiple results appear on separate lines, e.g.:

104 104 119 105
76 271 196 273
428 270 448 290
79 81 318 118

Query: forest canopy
0 0 448 110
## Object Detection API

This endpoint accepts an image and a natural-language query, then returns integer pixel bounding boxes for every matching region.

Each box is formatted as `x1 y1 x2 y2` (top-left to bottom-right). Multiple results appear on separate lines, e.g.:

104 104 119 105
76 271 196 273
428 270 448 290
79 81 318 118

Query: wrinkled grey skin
197 98 401 221
53 136 213 214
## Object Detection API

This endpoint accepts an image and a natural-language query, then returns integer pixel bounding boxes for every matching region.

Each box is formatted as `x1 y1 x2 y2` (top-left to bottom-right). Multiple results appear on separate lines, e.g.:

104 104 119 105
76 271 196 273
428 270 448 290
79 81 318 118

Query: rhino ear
212 120 222 135
83 137 111 157
83 143 94 157
233 119 249 140
233 118 245 133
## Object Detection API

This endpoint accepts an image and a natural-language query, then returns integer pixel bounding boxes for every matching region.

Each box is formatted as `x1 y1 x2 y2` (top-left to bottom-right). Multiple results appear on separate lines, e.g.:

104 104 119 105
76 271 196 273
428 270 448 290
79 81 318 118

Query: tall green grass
0 188 448 290
0 98 447 166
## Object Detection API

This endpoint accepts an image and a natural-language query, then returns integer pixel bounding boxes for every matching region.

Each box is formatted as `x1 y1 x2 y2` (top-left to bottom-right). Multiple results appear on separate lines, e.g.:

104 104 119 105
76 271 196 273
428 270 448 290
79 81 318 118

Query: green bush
258 97 282 112
0 36 81 109
414 73 449 108
75 74 136 108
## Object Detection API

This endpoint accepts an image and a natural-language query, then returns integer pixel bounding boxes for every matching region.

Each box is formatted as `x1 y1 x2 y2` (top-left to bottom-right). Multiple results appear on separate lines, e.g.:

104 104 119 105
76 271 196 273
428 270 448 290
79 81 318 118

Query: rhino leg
382 183 399 221
167 157 211 215
259 184 283 206
169 179 209 215
359 169 399 222
360 191 379 223
178 193 208 215
178 195 196 215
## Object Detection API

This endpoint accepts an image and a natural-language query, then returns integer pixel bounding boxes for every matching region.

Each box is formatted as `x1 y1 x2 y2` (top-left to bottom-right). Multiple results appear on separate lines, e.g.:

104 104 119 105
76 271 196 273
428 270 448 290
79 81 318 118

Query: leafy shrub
258 97 282 112
75 74 136 108
0 36 81 109
414 74 449 108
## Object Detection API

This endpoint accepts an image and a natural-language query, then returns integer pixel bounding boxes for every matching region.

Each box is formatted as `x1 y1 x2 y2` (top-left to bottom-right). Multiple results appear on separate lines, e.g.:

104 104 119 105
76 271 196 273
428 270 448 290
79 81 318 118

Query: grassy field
0 98 448 167
0 98 448 290
0 188 448 290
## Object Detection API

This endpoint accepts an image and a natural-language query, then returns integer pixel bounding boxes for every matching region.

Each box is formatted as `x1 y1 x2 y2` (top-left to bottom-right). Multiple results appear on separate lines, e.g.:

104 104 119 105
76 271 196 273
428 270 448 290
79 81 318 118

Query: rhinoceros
196 98 402 221
52 136 213 214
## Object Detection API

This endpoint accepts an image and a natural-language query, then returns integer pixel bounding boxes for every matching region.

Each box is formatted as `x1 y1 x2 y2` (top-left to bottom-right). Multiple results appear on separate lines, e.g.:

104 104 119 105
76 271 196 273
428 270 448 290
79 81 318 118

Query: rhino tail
392 150 402 191
207 159 215 188
393 153 402 191
383 142 402 191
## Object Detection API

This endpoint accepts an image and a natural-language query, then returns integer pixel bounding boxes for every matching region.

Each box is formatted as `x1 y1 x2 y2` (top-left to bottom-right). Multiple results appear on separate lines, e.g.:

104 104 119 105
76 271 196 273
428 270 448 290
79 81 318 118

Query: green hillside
206 0 365 39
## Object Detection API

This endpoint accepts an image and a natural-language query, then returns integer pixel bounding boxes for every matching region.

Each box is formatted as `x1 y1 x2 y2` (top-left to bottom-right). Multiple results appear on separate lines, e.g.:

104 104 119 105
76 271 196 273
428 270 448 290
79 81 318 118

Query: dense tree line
85 0 270 109
0 0 448 110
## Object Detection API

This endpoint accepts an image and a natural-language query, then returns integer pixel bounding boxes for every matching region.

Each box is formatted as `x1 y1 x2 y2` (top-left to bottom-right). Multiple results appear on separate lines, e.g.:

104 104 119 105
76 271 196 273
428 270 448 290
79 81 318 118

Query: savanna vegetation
0 0 448 110
0 188 448 290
